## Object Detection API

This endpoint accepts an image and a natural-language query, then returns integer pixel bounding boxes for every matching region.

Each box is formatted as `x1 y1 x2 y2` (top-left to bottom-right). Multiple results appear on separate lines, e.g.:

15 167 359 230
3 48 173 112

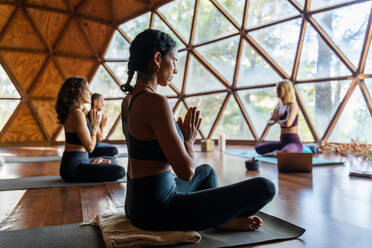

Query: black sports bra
122 90 184 162
65 122 92 145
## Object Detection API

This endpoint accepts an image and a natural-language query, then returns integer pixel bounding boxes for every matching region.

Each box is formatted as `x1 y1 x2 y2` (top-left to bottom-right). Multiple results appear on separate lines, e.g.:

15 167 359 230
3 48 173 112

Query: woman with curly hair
121 29 275 231
55 77 125 182
255 79 303 157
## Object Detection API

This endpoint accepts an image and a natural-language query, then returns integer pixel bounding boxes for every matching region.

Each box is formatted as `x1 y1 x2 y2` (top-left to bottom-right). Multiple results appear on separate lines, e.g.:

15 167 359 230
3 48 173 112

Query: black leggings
89 143 119 158
60 151 125 182
125 164 275 231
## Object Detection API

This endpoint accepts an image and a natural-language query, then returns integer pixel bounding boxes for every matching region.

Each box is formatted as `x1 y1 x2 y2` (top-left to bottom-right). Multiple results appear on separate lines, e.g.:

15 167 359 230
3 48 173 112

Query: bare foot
218 216 262 231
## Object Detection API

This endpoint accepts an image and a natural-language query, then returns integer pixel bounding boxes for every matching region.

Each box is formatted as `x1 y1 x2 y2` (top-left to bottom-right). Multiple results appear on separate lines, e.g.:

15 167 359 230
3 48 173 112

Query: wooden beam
27 99 50 140
209 0 240 30
288 0 304 13
106 113 121 141
293 84 319 142
154 9 188 46
189 0 199 44
149 11 155 28
358 79 372 116
0 6 18 44
185 89 228 98
291 18 307 81
102 62 122 87
295 75 353 84
192 32 239 49
358 8 372 73
181 51 191 95
0 100 25 140
233 92 258 140
208 93 230 138
246 15 302 33
236 83 277 91
322 79 358 142
308 0 371 16
191 49 231 88
243 34 289 79
307 16 356 73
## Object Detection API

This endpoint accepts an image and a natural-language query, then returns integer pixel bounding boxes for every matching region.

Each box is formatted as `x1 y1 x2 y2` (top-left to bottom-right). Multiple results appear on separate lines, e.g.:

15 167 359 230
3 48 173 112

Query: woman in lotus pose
55 77 125 182
255 80 303 157
121 29 275 231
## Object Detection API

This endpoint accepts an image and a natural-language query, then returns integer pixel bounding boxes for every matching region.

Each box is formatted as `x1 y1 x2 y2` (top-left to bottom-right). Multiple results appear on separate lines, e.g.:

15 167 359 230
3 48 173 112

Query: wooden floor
0 145 372 248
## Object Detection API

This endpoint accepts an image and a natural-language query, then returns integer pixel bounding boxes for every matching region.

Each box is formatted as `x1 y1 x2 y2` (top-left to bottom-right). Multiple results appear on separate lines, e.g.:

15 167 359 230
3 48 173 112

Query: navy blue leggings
60 151 125 182
89 143 119 158
125 164 275 231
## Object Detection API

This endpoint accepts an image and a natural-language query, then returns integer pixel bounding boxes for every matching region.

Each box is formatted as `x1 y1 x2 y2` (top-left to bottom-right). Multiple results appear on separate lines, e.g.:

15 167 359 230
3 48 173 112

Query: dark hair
120 29 176 93
55 76 87 124
91 93 102 103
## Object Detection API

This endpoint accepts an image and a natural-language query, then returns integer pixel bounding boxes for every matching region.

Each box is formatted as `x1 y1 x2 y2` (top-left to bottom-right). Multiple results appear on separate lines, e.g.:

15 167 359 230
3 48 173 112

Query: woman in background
255 80 303 157
55 77 125 182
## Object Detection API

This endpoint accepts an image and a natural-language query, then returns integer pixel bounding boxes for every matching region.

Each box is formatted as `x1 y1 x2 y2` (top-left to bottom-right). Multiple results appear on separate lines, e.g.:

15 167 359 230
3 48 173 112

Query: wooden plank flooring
0 145 371 247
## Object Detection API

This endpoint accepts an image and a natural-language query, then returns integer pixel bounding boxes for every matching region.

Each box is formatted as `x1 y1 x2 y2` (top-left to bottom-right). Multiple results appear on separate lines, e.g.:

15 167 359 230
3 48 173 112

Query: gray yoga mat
0 176 127 191
0 212 305 248
3 153 128 163
226 149 344 166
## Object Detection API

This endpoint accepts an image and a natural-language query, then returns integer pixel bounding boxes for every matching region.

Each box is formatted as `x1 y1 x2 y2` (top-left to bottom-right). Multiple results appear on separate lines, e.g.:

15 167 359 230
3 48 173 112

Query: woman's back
122 90 173 179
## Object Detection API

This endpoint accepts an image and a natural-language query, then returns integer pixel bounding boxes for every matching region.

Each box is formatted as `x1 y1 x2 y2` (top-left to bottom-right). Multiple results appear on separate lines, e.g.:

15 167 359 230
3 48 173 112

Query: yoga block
201 139 214 152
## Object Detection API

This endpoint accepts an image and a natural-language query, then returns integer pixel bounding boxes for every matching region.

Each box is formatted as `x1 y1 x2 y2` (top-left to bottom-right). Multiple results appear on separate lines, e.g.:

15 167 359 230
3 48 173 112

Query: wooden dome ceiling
0 0 172 145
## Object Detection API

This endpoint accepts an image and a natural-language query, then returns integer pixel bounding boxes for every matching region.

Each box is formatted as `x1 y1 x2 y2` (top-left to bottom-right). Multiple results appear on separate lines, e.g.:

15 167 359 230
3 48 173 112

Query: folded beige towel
91 213 201 248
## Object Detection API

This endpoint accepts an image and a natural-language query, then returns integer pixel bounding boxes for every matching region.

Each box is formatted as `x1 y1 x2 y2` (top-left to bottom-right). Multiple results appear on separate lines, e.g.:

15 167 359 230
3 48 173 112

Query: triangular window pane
56 128 65 142
216 0 245 26
313 1 371 67
174 101 187 120
172 51 187 92
0 100 20 131
265 122 281 141
297 112 314 142
246 0 299 28
297 80 350 137
100 100 122 139
194 0 236 43
250 18 302 75
186 93 226 136
237 41 282 87
329 86 372 144
185 55 226 94
106 62 128 84
365 46 372 73
158 0 194 42
297 24 351 80
109 120 125 140
237 88 277 137
119 12 151 40
296 0 305 8
0 65 20 98
153 15 185 49
105 31 130 59
212 97 254 140
90 66 123 98
157 85 177 97
311 0 357 10
167 98 178 112
366 79 372 98
196 36 239 84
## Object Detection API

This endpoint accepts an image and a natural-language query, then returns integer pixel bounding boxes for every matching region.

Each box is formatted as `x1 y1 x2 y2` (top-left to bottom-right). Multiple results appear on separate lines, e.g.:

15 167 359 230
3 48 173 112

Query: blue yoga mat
225 149 344 166
4 153 128 163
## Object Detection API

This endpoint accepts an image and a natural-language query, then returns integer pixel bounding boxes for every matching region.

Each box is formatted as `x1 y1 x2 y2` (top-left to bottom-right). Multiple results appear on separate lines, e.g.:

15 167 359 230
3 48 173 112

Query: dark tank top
122 90 184 162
